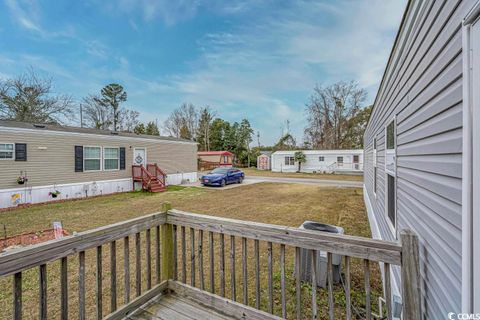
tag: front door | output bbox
[133,148,147,166]
[353,155,359,170]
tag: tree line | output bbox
[0,70,371,166]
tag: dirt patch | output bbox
[0,228,69,252]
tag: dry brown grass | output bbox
[0,183,380,319]
[241,167,364,181]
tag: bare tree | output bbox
[163,103,199,140]
[0,70,74,124]
[82,94,112,130]
[119,108,140,132]
[304,81,367,149]
[196,106,216,151]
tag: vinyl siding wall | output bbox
[363,0,475,317]
[0,127,197,189]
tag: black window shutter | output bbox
[119,147,126,170]
[75,146,83,172]
[15,143,27,161]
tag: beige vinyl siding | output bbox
[363,0,475,317]
[0,129,197,189]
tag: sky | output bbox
[0,0,406,145]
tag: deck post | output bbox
[400,230,422,319]
[161,202,174,282]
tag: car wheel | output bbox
[221,179,226,187]
[238,177,243,184]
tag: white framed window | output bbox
[384,117,397,234]
[0,143,14,160]
[319,156,325,162]
[104,147,119,171]
[285,156,294,166]
[84,146,101,171]
[385,118,396,175]
[337,156,343,166]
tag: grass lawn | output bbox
[241,167,363,181]
[0,183,380,319]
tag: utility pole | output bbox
[80,103,83,128]
[257,131,261,148]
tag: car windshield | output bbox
[210,168,230,174]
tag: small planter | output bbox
[17,177,28,185]
[49,191,61,198]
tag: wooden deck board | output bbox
[128,294,235,320]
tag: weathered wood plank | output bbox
[295,247,301,320]
[123,237,130,305]
[242,237,248,305]
[190,227,196,287]
[169,281,283,320]
[79,251,86,320]
[230,235,236,301]
[155,225,161,285]
[103,281,168,320]
[220,233,226,297]
[0,212,167,277]
[209,231,215,294]
[254,239,260,310]
[167,210,401,264]
[110,241,117,312]
[280,244,286,319]
[39,264,47,320]
[13,272,22,320]
[60,257,68,320]
[268,242,273,314]
[364,259,371,320]
[145,229,152,290]
[161,202,174,283]
[327,252,334,320]
[345,256,351,320]
[199,230,205,291]
[385,262,393,320]
[181,226,186,284]
[97,246,103,319]
[311,250,317,320]
[400,230,422,320]
[173,224,178,281]
[135,233,141,297]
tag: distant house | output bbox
[271,150,363,173]
[0,120,197,209]
[197,151,234,171]
[257,151,272,170]
[363,0,480,316]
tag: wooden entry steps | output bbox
[132,164,167,193]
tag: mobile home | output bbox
[0,120,197,209]
[271,150,363,173]
[363,0,480,317]
[197,151,234,170]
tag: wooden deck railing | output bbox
[146,163,167,187]
[0,203,421,320]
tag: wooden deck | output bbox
[0,202,422,320]
[129,294,233,320]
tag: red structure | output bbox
[257,154,271,170]
[132,163,167,192]
[198,151,234,170]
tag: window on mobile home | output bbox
[84,146,101,171]
[285,156,294,166]
[104,147,119,170]
[319,156,324,162]
[385,119,396,231]
[337,156,343,166]
[0,143,14,160]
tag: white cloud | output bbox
[4,0,43,33]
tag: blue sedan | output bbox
[200,167,245,187]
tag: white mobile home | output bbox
[271,150,363,173]
[363,0,480,317]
